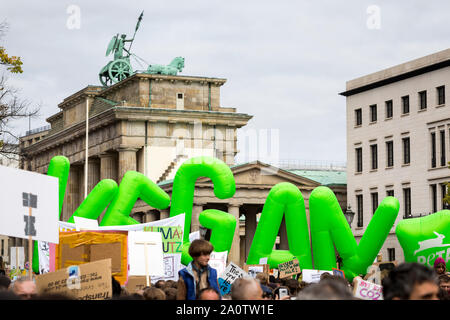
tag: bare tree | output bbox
[0,21,39,160]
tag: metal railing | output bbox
[277,159,347,171]
[24,125,51,136]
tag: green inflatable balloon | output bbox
[33,155,70,274]
[396,210,450,270]
[199,209,236,253]
[309,186,399,280]
[246,182,313,270]
[169,156,236,265]
[100,171,170,226]
[67,179,118,223]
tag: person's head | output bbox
[189,239,214,268]
[433,257,447,275]
[297,278,353,300]
[256,273,269,286]
[198,287,221,300]
[12,277,37,300]
[163,287,178,300]
[0,275,11,290]
[143,287,166,300]
[231,278,263,300]
[382,263,439,300]
[164,280,177,289]
[285,278,300,296]
[154,280,166,289]
[438,274,450,294]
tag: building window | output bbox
[356,147,363,173]
[370,144,378,170]
[386,141,394,167]
[371,192,378,214]
[356,194,363,227]
[355,108,362,126]
[419,90,427,110]
[385,100,393,119]
[442,184,449,210]
[402,137,410,165]
[387,190,394,197]
[402,95,410,114]
[431,184,437,213]
[388,248,396,262]
[437,85,445,105]
[431,132,436,168]
[370,104,377,122]
[403,187,411,218]
[440,130,446,166]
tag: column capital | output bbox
[118,145,140,152]
[228,202,243,208]
[99,152,115,159]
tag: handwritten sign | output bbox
[218,262,248,296]
[278,259,301,278]
[353,278,383,300]
[125,276,148,293]
[209,251,228,276]
[35,259,112,300]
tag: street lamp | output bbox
[344,204,355,227]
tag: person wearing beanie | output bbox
[433,257,447,276]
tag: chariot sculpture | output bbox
[99,11,185,87]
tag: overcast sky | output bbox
[2,1,450,166]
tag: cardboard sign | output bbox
[353,278,384,300]
[0,165,59,243]
[36,259,113,300]
[278,259,301,278]
[244,264,270,278]
[218,262,248,296]
[209,251,228,276]
[302,269,333,283]
[125,276,148,293]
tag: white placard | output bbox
[259,257,268,265]
[0,165,59,243]
[189,231,200,243]
[10,247,24,269]
[209,251,228,276]
[128,231,164,277]
[74,216,99,231]
[353,278,384,300]
[302,269,333,283]
[218,262,249,295]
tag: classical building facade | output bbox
[18,72,347,268]
[341,48,450,263]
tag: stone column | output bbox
[228,203,241,266]
[99,152,118,182]
[78,162,85,205]
[244,206,258,261]
[88,158,100,194]
[160,209,170,220]
[63,165,80,221]
[145,210,158,223]
[118,147,138,183]
[191,202,205,233]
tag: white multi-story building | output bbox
[340,48,450,263]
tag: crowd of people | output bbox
[0,239,449,300]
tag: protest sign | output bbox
[209,251,228,276]
[36,259,112,300]
[55,231,128,284]
[53,213,185,282]
[332,268,345,278]
[128,231,164,286]
[302,269,333,283]
[10,247,24,269]
[74,216,99,231]
[278,259,301,278]
[0,165,59,243]
[189,231,200,243]
[218,262,248,296]
[353,278,384,300]
[125,276,148,294]
[244,264,270,278]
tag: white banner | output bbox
[209,251,228,276]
